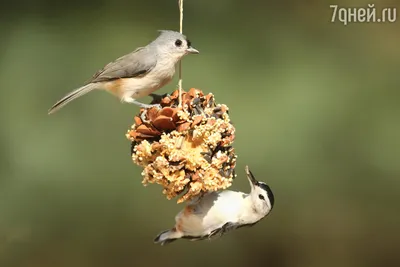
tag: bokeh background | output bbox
[1,0,399,266]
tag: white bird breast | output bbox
[178,191,248,236]
[122,70,174,100]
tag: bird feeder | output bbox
[126,88,237,203]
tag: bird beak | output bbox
[186,47,199,54]
[245,165,258,188]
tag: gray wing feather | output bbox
[87,47,157,83]
[181,221,258,241]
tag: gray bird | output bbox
[48,30,199,114]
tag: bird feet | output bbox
[123,97,162,109]
[123,97,161,123]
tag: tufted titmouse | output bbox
[154,166,275,245]
[48,30,199,114]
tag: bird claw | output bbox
[140,110,149,123]
[140,104,162,123]
[124,99,162,124]
[124,97,162,110]
[138,103,162,109]
[208,228,223,239]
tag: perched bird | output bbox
[154,166,275,245]
[48,30,199,114]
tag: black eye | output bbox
[175,39,182,47]
[258,194,265,200]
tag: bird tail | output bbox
[154,228,183,245]
[48,83,97,114]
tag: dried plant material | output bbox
[126,88,237,203]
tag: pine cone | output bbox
[126,88,237,203]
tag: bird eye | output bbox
[175,39,182,47]
[258,194,265,200]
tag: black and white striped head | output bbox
[245,166,275,216]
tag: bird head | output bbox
[246,166,275,217]
[153,30,199,61]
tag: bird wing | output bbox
[178,192,242,237]
[87,47,157,84]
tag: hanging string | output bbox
[178,0,184,107]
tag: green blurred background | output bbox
[1,0,399,266]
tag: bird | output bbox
[48,30,199,114]
[154,166,275,245]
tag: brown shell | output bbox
[180,92,188,101]
[136,124,161,136]
[183,92,193,102]
[127,130,136,138]
[146,107,159,122]
[152,115,176,130]
[176,122,191,132]
[191,115,203,126]
[158,107,179,122]
[134,116,142,126]
[131,131,156,139]
[188,88,203,98]
[182,98,192,108]
[171,90,180,99]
